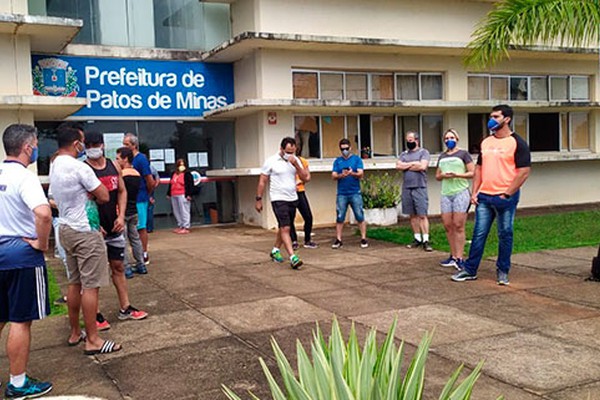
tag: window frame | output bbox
[569,76,590,102]
[568,112,590,151]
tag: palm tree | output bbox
[464,0,600,69]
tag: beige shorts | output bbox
[59,225,109,289]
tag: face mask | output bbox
[76,141,86,158]
[85,147,103,160]
[406,141,417,150]
[341,149,350,157]
[29,145,38,164]
[282,153,291,161]
[445,139,457,150]
[178,165,186,172]
[487,117,504,132]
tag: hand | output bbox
[22,237,48,252]
[341,169,351,177]
[186,196,192,201]
[255,200,263,213]
[287,155,298,165]
[444,172,456,178]
[470,194,479,205]
[100,226,107,237]
[166,195,171,199]
[149,197,155,205]
[113,217,125,233]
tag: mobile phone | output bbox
[343,167,351,171]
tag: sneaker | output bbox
[270,249,284,263]
[406,239,422,249]
[422,241,433,252]
[454,258,466,271]
[125,267,135,279]
[303,241,318,249]
[497,271,510,286]
[118,305,148,321]
[331,239,343,249]
[53,295,68,306]
[290,254,303,269]
[96,313,111,331]
[134,264,148,275]
[439,256,458,268]
[451,269,478,282]
[292,241,299,250]
[360,239,369,248]
[5,376,52,399]
[143,252,150,265]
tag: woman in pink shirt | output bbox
[167,159,194,234]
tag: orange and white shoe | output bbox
[118,305,148,321]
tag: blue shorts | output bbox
[136,202,149,230]
[0,266,50,323]
[336,193,365,223]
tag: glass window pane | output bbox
[510,77,528,100]
[571,77,589,101]
[397,116,419,153]
[153,0,205,50]
[295,116,320,158]
[371,116,395,156]
[346,74,368,100]
[293,72,318,99]
[550,77,568,100]
[396,74,418,100]
[347,116,360,151]
[371,75,394,100]
[468,76,489,100]
[320,73,344,100]
[420,74,443,100]
[467,113,487,154]
[491,77,508,100]
[46,0,100,44]
[421,114,443,153]
[513,114,527,139]
[561,113,569,150]
[571,113,589,150]
[530,77,548,100]
[322,116,345,158]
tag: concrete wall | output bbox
[0,33,32,96]
[0,0,27,14]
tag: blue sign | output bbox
[32,55,233,118]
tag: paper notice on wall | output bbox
[164,149,175,164]
[149,149,164,160]
[187,152,198,168]
[198,152,208,167]
[150,160,165,172]
[103,133,124,161]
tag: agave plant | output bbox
[223,317,500,400]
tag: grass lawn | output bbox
[47,264,68,316]
[367,210,600,259]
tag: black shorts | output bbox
[105,234,125,261]
[0,267,50,323]
[271,200,298,228]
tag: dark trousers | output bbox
[290,191,313,243]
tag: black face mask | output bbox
[406,141,417,150]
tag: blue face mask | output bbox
[445,139,457,150]
[487,117,504,132]
[29,145,38,164]
[76,141,86,158]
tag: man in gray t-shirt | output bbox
[396,131,433,251]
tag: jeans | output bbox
[336,193,365,223]
[147,198,155,232]
[290,191,313,243]
[124,214,145,268]
[463,191,520,275]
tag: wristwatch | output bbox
[255,196,262,201]
[502,193,511,199]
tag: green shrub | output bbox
[361,172,401,209]
[223,317,498,400]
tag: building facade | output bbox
[1,0,599,229]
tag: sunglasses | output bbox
[340,147,350,151]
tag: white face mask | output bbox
[85,147,103,160]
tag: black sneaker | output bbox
[292,241,299,250]
[331,239,343,249]
[360,239,369,248]
[406,239,422,249]
[422,241,433,252]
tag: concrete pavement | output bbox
[2,225,600,399]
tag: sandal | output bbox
[67,331,87,347]
[84,340,122,355]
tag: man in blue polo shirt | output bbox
[123,133,155,268]
[0,124,53,398]
[331,138,368,249]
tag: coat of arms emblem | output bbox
[32,57,79,97]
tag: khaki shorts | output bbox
[59,225,109,289]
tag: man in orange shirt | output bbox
[452,105,531,285]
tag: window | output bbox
[346,74,368,100]
[420,74,443,100]
[468,76,489,100]
[550,76,568,100]
[320,73,344,100]
[321,116,345,157]
[510,77,528,100]
[397,116,419,153]
[294,116,320,158]
[467,113,487,154]
[491,77,509,100]
[396,74,419,100]
[513,113,528,139]
[421,115,443,153]
[371,116,395,156]
[293,72,318,99]
[530,77,548,101]
[571,77,589,101]
[371,75,394,101]
[570,113,589,150]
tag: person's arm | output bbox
[503,167,531,197]
[456,162,475,179]
[113,160,126,233]
[396,159,411,171]
[470,165,482,205]
[184,172,194,200]
[255,174,269,212]
[408,159,429,171]
[144,174,155,191]
[23,204,52,251]
[350,168,364,180]
[90,184,110,204]
[435,167,444,181]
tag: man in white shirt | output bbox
[0,124,53,398]
[255,137,309,269]
[49,123,122,356]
